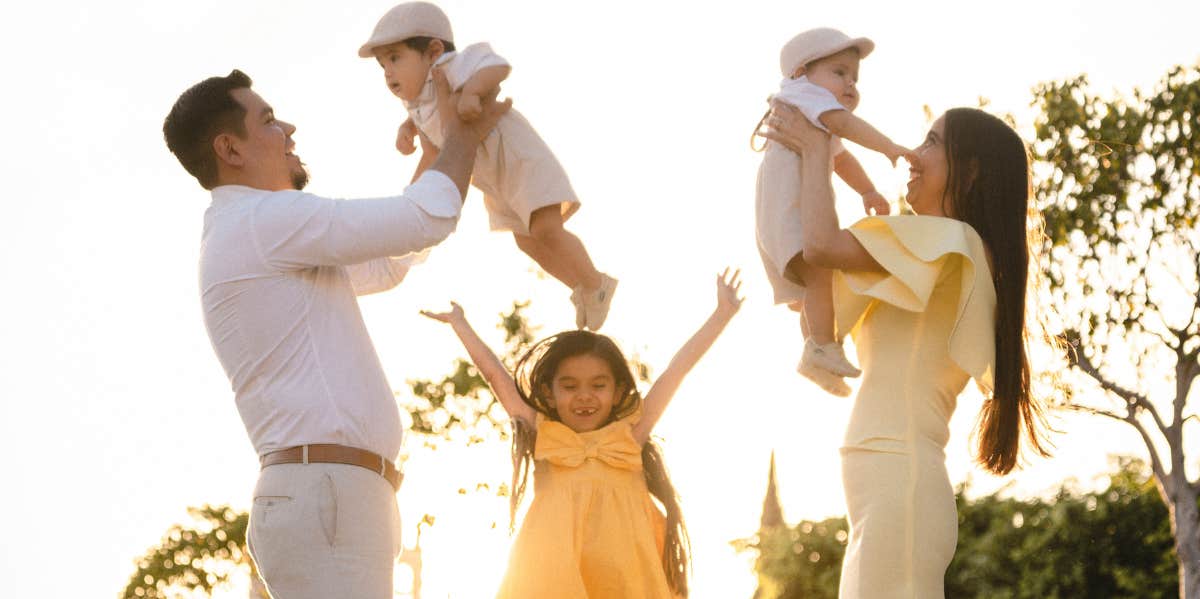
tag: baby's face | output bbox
[373,42,433,102]
[801,48,861,111]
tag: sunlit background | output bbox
[1,0,1197,596]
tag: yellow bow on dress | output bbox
[535,420,642,470]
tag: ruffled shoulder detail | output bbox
[833,215,996,391]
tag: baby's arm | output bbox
[458,65,511,121]
[396,118,418,156]
[421,302,536,425]
[409,130,441,184]
[820,110,911,166]
[632,269,743,444]
[834,151,891,215]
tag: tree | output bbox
[739,459,1178,598]
[121,505,264,599]
[1032,63,1200,597]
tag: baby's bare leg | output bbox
[786,254,835,344]
[515,206,601,291]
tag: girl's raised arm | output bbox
[633,269,743,444]
[421,302,536,425]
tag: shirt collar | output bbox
[210,184,267,207]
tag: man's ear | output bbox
[213,133,243,168]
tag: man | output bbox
[163,68,508,598]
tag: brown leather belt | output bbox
[260,444,403,491]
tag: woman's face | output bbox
[906,116,950,217]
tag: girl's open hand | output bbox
[420,301,465,324]
[716,267,744,316]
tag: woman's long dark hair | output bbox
[942,108,1052,475]
[508,330,691,595]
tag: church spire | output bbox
[760,450,784,530]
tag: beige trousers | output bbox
[247,463,402,598]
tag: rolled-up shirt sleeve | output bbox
[251,170,462,271]
[346,250,430,296]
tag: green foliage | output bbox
[947,458,1176,598]
[741,459,1177,598]
[121,505,255,599]
[1032,63,1200,386]
[735,517,848,599]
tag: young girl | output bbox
[752,27,910,396]
[421,269,743,598]
[361,1,618,330]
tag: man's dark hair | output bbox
[163,69,253,190]
[402,36,455,53]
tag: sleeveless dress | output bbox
[496,408,676,599]
[832,216,996,598]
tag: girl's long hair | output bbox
[942,107,1053,474]
[509,330,691,596]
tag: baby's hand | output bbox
[862,191,891,216]
[884,143,915,167]
[715,267,745,316]
[420,301,466,324]
[396,118,418,155]
[457,93,483,121]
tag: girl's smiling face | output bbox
[548,353,620,432]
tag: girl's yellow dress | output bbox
[832,216,996,599]
[496,408,676,599]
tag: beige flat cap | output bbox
[780,27,874,77]
[358,2,454,58]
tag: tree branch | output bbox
[1067,331,1171,438]
[1069,403,1172,499]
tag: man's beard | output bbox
[290,164,310,190]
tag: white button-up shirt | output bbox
[199,171,462,462]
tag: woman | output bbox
[764,105,1052,598]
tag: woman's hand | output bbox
[715,267,744,317]
[761,100,831,157]
[420,301,466,324]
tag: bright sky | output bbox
[2,1,1198,597]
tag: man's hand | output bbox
[432,66,510,143]
[457,92,483,121]
[395,118,418,155]
[426,66,511,196]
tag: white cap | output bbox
[358,2,454,58]
[780,27,874,77]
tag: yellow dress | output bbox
[832,216,996,599]
[496,408,675,599]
